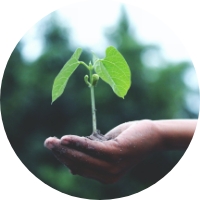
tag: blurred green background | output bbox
[1,6,199,199]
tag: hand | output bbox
[44,120,163,184]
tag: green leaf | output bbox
[52,48,82,103]
[92,53,99,65]
[94,46,131,98]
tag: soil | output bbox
[87,130,109,142]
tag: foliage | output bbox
[1,8,198,199]
[52,46,131,133]
[52,48,82,103]
[94,46,131,98]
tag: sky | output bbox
[21,0,198,97]
[58,1,190,62]
[22,0,190,63]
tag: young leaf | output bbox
[52,48,82,103]
[94,46,131,98]
[92,53,99,65]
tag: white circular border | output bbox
[0,0,199,200]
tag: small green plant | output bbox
[52,46,131,140]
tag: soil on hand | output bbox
[87,130,109,142]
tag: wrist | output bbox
[153,119,196,150]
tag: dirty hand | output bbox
[44,120,163,184]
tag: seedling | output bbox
[52,46,131,140]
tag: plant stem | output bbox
[79,61,89,70]
[89,69,97,133]
[80,61,97,133]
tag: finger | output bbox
[44,137,60,150]
[44,137,75,165]
[61,149,124,184]
[45,137,116,173]
[105,121,133,139]
[50,145,123,184]
[67,164,121,184]
[55,144,115,173]
[60,135,118,160]
[45,137,126,183]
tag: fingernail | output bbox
[61,136,70,145]
[44,138,55,149]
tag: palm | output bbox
[44,120,160,184]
